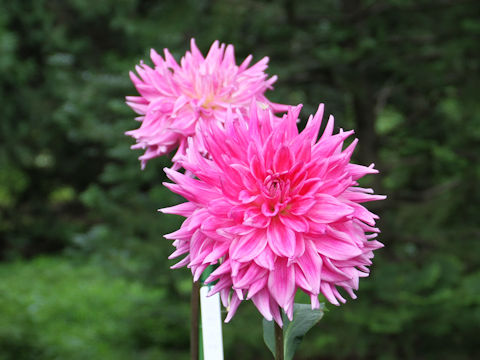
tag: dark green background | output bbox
[1,0,479,359]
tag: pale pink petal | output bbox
[126,39,286,168]
[251,289,273,321]
[268,258,295,309]
[225,293,242,323]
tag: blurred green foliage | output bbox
[0,257,190,360]
[0,0,479,359]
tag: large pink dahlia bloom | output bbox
[161,103,385,325]
[126,39,287,168]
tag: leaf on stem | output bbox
[263,303,325,360]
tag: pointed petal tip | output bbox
[316,103,325,115]
[274,318,283,328]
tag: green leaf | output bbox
[263,317,276,357]
[263,303,325,359]
[284,303,324,360]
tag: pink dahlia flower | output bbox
[126,39,287,168]
[161,103,385,326]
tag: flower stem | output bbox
[191,280,200,360]
[274,321,284,360]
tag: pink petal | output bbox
[233,263,267,289]
[289,196,316,216]
[267,258,295,309]
[279,212,309,232]
[296,240,322,294]
[205,259,232,283]
[270,296,283,327]
[308,194,354,223]
[254,245,276,270]
[252,289,273,321]
[313,235,362,260]
[320,283,340,306]
[273,146,294,173]
[159,202,197,216]
[243,208,271,228]
[202,242,229,264]
[230,230,268,262]
[247,275,268,299]
[225,293,242,323]
[267,219,296,258]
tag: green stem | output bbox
[274,321,284,360]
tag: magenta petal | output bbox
[192,263,209,282]
[267,219,296,258]
[225,293,242,323]
[247,275,268,299]
[296,240,322,294]
[347,163,378,180]
[343,190,387,203]
[289,196,316,215]
[219,288,230,308]
[270,296,283,327]
[294,265,313,292]
[349,201,379,226]
[168,245,189,260]
[205,259,231,283]
[202,242,229,264]
[313,235,362,260]
[233,263,267,289]
[273,146,294,173]
[250,154,265,180]
[320,283,340,306]
[320,257,351,283]
[252,289,273,321]
[284,294,295,321]
[243,208,270,228]
[170,255,190,269]
[268,258,295,309]
[254,245,276,270]
[293,233,306,259]
[159,202,197,216]
[208,276,232,295]
[308,194,354,223]
[164,226,195,241]
[279,213,309,232]
[208,198,234,214]
[230,230,268,262]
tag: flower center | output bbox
[202,93,216,108]
[263,174,289,203]
[190,71,236,111]
[267,178,281,197]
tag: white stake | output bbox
[200,286,224,360]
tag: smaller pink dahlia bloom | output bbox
[161,103,385,325]
[126,39,287,168]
